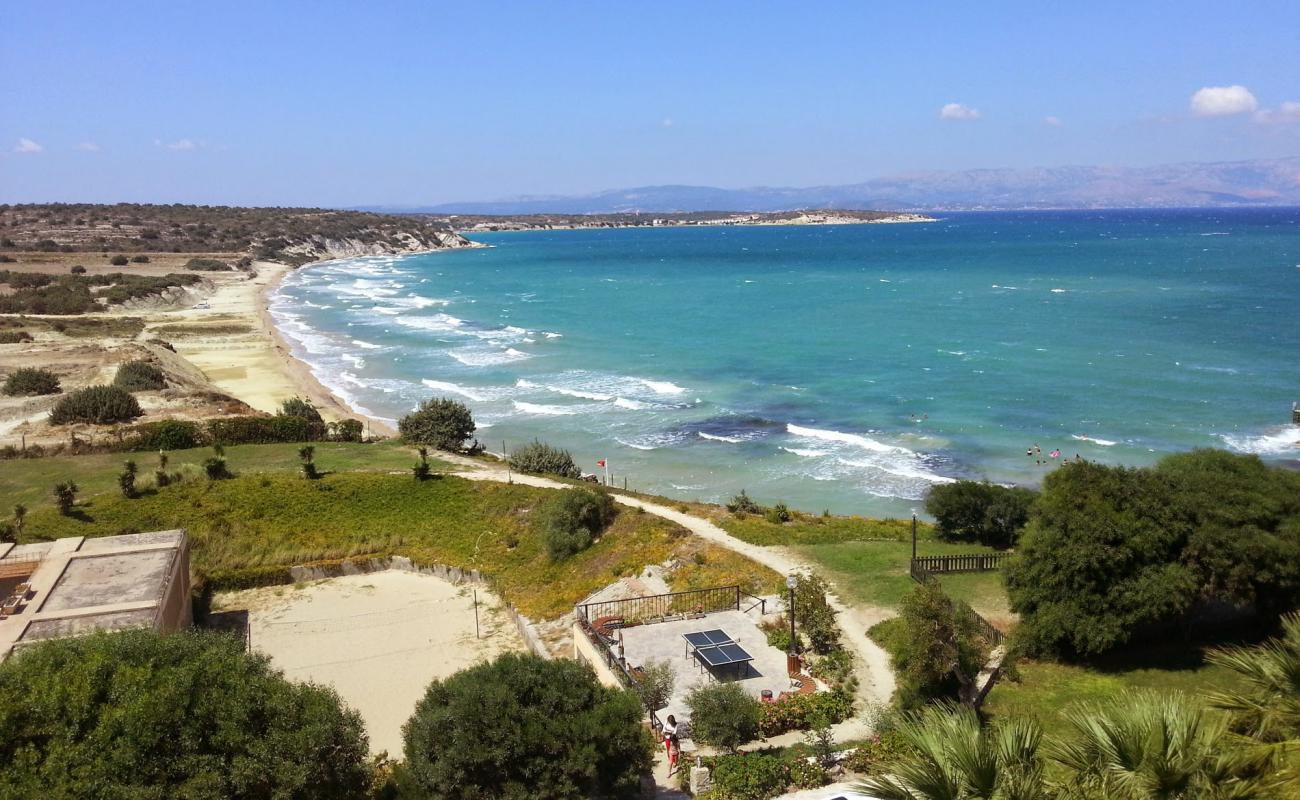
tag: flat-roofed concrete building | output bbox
[0,530,191,660]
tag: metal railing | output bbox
[575,585,745,632]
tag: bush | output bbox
[412,447,432,481]
[541,487,617,561]
[727,490,764,515]
[127,419,205,451]
[758,689,854,737]
[508,439,579,478]
[0,331,33,344]
[183,257,229,271]
[113,359,166,391]
[328,418,363,442]
[49,385,142,424]
[109,254,129,266]
[793,572,840,655]
[0,629,370,798]
[207,415,318,445]
[279,396,323,424]
[787,759,828,789]
[925,480,1036,548]
[69,264,87,274]
[398,397,476,451]
[3,367,60,396]
[708,754,789,800]
[53,481,78,515]
[685,682,761,752]
[764,502,792,524]
[891,582,990,708]
[131,255,150,263]
[119,460,137,498]
[401,653,651,800]
[1006,452,1300,658]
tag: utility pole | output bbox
[911,513,918,561]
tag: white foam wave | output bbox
[787,423,908,454]
[422,379,492,402]
[396,314,465,333]
[614,397,652,410]
[638,379,687,395]
[1050,288,1068,293]
[449,347,532,367]
[513,401,578,416]
[1221,427,1300,455]
[698,431,744,443]
[352,339,383,349]
[780,446,830,457]
[1071,434,1118,446]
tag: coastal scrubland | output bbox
[15,470,781,619]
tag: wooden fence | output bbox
[912,552,1008,574]
[910,558,1006,648]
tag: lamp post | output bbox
[786,574,798,675]
[911,512,918,561]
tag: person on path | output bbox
[663,714,680,775]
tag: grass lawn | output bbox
[985,642,1254,740]
[794,539,1008,614]
[719,511,933,546]
[15,471,781,620]
[0,440,453,511]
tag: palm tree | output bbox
[854,704,1048,800]
[1051,689,1260,800]
[1204,613,1300,796]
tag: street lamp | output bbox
[786,574,799,675]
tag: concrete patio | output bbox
[616,608,793,737]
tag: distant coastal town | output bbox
[437,209,937,233]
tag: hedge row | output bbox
[757,688,854,737]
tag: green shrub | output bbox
[398,397,475,451]
[401,653,652,800]
[109,254,129,266]
[541,487,617,561]
[69,264,87,274]
[0,629,370,798]
[206,415,318,445]
[925,480,1036,548]
[49,385,142,424]
[128,419,205,451]
[787,759,828,789]
[891,582,989,708]
[0,331,33,344]
[3,367,60,396]
[727,490,764,515]
[183,257,229,271]
[764,502,792,524]
[708,754,789,800]
[130,255,150,263]
[113,359,166,391]
[508,439,579,478]
[119,460,137,498]
[412,447,432,481]
[53,481,78,515]
[758,689,854,737]
[328,418,363,442]
[685,682,761,752]
[793,572,840,655]
[279,396,323,425]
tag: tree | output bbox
[280,396,324,424]
[1205,612,1300,796]
[1052,690,1259,800]
[0,629,370,799]
[684,682,761,753]
[925,480,1036,549]
[1006,453,1300,658]
[299,445,318,479]
[11,504,25,538]
[631,659,674,722]
[508,439,580,478]
[856,704,1047,800]
[542,487,617,561]
[793,572,841,655]
[892,582,990,708]
[2,367,61,396]
[119,460,137,498]
[401,653,651,800]
[398,397,476,452]
[412,447,431,481]
[53,481,78,515]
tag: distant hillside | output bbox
[379,157,1300,214]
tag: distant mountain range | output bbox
[372,157,1300,214]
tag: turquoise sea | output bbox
[270,210,1300,517]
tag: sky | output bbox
[2,1,1299,207]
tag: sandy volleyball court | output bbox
[213,570,526,756]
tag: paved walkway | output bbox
[442,453,897,745]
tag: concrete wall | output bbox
[572,621,626,689]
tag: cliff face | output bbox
[276,230,476,265]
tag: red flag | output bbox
[596,459,606,467]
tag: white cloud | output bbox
[1043,115,1064,127]
[13,137,43,154]
[1190,85,1258,117]
[166,138,198,151]
[1254,100,1300,124]
[78,141,101,152]
[939,103,980,121]
[660,117,674,128]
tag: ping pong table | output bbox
[683,628,754,679]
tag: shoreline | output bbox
[454,212,937,234]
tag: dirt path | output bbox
[443,453,896,736]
